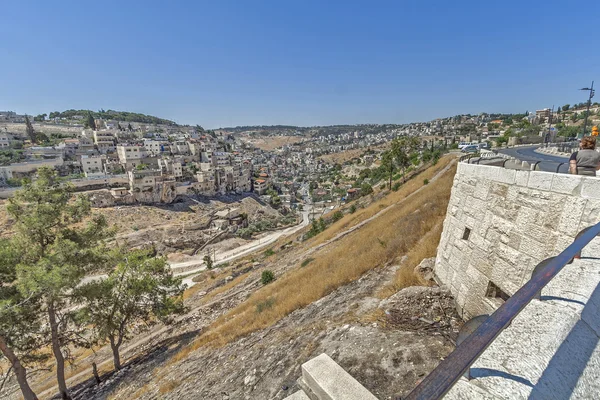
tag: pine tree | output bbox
[7,168,112,399]
[74,248,185,371]
[85,112,96,130]
[380,150,396,190]
[0,240,45,400]
[24,116,35,143]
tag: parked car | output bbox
[461,145,479,153]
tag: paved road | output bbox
[497,145,570,172]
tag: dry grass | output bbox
[158,379,181,394]
[305,155,455,247]
[377,221,445,299]
[169,161,456,357]
[244,136,304,151]
[318,144,388,164]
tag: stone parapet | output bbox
[435,162,600,318]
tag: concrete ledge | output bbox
[284,390,311,400]
[301,353,378,400]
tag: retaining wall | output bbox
[435,162,600,318]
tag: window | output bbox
[485,281,510,302]
[462,227,471,240]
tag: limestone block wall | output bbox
[435,162,600,319]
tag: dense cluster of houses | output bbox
[0,119,259,204]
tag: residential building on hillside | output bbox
[93,131,116,153]
[81,155,104,177]
[253,179,268,195]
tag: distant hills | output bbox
[48,109,177,126]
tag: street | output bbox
[497,145,570,173]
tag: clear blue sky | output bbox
[1,0,598,128]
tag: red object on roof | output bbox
[255,179,266,184]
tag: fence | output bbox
[404,222,600,399]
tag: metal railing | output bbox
[404,221,600,400]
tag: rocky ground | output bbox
[44,254,461,400]
[1,194,289,256]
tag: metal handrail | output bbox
[404,222,600,400]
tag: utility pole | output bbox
[546,105,554,146]
[579,81,595,137]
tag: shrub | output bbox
[261,270,275,285]
[203,255,213,269]
[332,210,343,222]
[301,258,314,267]
[349,204,357,214]
[423,179,429,185]
[392,182,401,191]
[264,248,275,257]
[360,183,373,196]
[256,297,275,312]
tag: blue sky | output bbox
[1,0,598,128]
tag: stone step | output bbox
[444,258,600,399]
[283,390,311,400]
[300,353,378,400]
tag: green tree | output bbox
[332,210,343,222]
[392,137,420,182]
[557,125,580,138]
[6,168,111,399]
[360,183,373,196]
[0,240,45,400]
[562,104,570,111]
[74,248,185,371]
[380,150,396,190]
[203,254,213,270]
[128,123,133,132]
[85,112,96,130]
[24,116,35,143]
[33,114,47,122]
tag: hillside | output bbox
[2,156,460,400]
[48,109,177,125]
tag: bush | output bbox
[264,248,275,257]
[392,182,401,191]
[261,270,275,285]
[301,258,314,267]
[349,204,357,214]
[423,179,429,185]
[256,297,275,312]
[360,183,373,196]
[332,210,343,222]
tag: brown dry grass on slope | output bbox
[170,162,456,360]
[306,155,454,247]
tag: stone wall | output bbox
[435,162,600,319]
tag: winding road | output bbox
[173,208,311,286]
[497,145,570,172]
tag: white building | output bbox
[0,133,13,148]
[116,144,149,164]
[93,131,116,154]
[81,155,104,177]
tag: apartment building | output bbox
[93,131,116,153]
[81,155,104,177]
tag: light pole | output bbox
[579,81,595,137]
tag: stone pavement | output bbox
[444,255,600,400]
